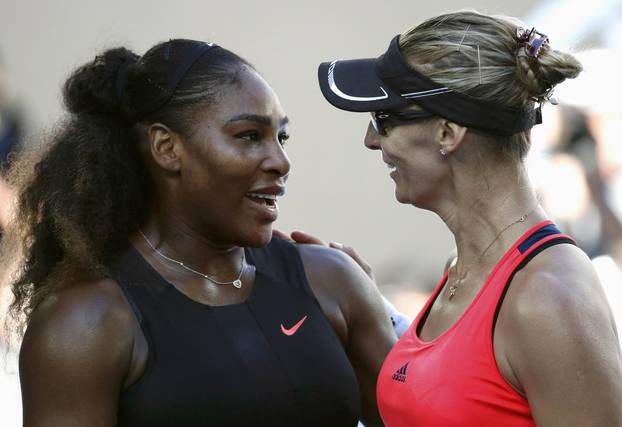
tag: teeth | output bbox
[386,163,396,172]
[247,192,277,200]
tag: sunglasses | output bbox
[370,110,435,136]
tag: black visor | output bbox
[318,35,541,136]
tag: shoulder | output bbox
[26,277,136,338]
[296,242,357,274]
[266,237,377,309]
[20,277,136,377]
[295,243,395,340]
[501,243,620,388]
[295,243,374,301]
[296,244,396,426]
[253,239,377,337]
[18,277,140,424]
[496,236,622,424]
[508,243,614,331]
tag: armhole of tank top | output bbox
[264,238,313,293]
[286,243,318,298]
[265,239,355,348]
[276,240,345,324]
[415,275,447,337]
[491,236,577,337]
[112,277,158,394]
[114,278,144,325]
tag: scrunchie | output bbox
[516,27,549,58]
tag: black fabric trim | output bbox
[114,277,145,325]
[416,276,444,337]
[492,237,576,336]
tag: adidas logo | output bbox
[391,362,409,383]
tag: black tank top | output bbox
[108,237,361,427]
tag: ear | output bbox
[147,123,182,173]
[435,119,468,156]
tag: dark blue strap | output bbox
[493,231,576,335]
[518,224,561,254]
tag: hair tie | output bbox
[516,27,549,58]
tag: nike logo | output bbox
[280,315,308,336]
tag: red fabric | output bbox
[377,220,570,427]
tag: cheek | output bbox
[394,145,444,202]
[190,148,252,186]
[180,153,249,215]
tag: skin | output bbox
[19,68,396,427]
[362,108,622,426]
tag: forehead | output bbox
[212,68,286,122]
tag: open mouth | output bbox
[246,192,278,209]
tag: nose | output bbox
[364,122,382,151]
[263,140,291,179]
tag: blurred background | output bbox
[1,0,621,424]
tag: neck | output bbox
[133,211,245,279]
[437,161,546,275]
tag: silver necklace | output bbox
[448,206,537,299]
[139,230,246,289]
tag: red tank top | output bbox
[377,221,574,427]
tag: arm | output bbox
[297,244,397,427]
[20,279,136,427]
[502,244,622,427]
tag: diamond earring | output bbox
[440,148,448,157]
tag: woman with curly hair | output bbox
[1,39,395,426]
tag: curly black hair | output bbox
[1,40,252,333]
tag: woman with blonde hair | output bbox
[316,10,622,426]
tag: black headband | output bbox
[117,41,217,123]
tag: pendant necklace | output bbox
[139,230,246,289]
[448,207,537,299]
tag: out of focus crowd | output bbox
[528,48,622,344]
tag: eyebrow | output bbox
[227,114,290,127]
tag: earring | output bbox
[439,148,448,157]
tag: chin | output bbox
[242,225,273,248]
[394,188,414,205]
[394,181,434,207]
